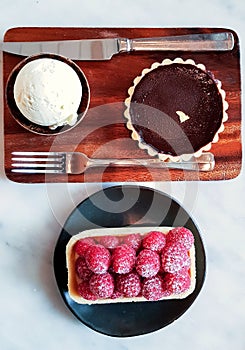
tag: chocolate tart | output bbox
[125,58,228,161]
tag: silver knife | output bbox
[0,32,234,60]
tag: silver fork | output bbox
[11,151,215,173]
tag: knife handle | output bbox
[118,32,234,52]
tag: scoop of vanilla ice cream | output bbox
[13,58,83,129]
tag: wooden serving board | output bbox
[3,27,242,183]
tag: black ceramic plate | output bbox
[53,185,206,337]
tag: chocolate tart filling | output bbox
[129,63,224,157]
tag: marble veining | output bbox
[0,0,245,349]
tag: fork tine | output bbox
[11,163,63,168]
[11,157,63,162]
[11,151,63,157]
[11,169,64,174]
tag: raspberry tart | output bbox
[66,226,196,304]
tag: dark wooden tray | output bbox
[3,27,242,183]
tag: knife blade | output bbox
[0,32,234,60]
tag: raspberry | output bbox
[85,244,111,274]
[116,272,141,297]
[75,256,93,281]
[161,243,191,273]
[136,249,160,278]
[176,266,190,278]
[163,272,191,294]
[89,273,114,298]
[96,235,120,250]
[111,289,124,299]
[122,233,142,251]
[74,237,95,256]
[166,227,194,250]
[112,244,136,274]
[142,231,166,252]
[77,280,97,300]
[142,275,165,301]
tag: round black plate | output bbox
[53,185,206,337]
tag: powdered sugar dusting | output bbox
[112,244,136,274]
[136,249,160,277]
[116,272,141,297]
[85,244,111,274]
[142,275,165,300]
[89,273,114,298]
[161,244,191,273]
[167,227,194,250]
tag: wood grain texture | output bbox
[3,27,242,183]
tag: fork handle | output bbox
[87,153,215,172]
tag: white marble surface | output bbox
[0,0,244,349]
